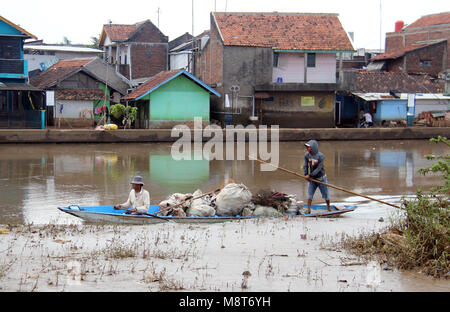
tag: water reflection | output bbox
[0,140,446,224]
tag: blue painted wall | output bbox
[0,20,24,36]
[0,19,29,82]
[373,100,407,122]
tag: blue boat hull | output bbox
[57,204,357,225]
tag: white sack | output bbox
[215,183,252,216]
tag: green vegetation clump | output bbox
[343,136,449,278]
[110,104,138,129]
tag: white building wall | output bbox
[415,99,450,116]
[272,52,336,83]
[55,100,94,119]
[24,55,59,72]
[272,53,305,83]
[169,52,192,72]
[306,53,336,83]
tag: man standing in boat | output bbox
[303,140,331,214]
[114,176,150,214]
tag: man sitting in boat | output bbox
[114,176,150,214]
[303,140,331,214]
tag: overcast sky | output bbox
[2,0,449,50]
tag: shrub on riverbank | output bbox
[343,136,449,278]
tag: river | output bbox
[0,139,446,224]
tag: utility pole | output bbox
[192,0,194,36]
[379,0,382,51]
[157,7,160,28]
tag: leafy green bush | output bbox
[110,104,126,119]
[110,104,138,129]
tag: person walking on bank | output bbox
[303,140,331,214]
[114,176,150,214]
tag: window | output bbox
[420,60,432,67]
[0,91,7,112]
[273,52,279,68]
[0,38,21,59]
[307,53,316,67]
[307,53,316,68]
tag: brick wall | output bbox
[385,24,450,69]
[124,21,169,80]
[195,14,223,87]
[385,34,404,52]
[131,22,168,43]
[405,42,446,75]
[130,43,167,79]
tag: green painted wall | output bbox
[142,75,210,121]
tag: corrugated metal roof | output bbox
[0,83,42,91]
[24,45,103,53]
[352,92,450,101]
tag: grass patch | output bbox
[343,136,449,279]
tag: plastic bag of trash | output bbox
[215,183,252,216]
[158,193,191,216]
[186,190,216,217]
[253,205,282,217]
[186,204,216,217]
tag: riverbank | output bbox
[0,127,449,143]
[1,199,449,292]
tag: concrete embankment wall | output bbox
[0,127,449,144]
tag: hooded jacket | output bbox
[303,140,326,179]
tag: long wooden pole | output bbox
[149,188,221,216]
[249,156,400,209]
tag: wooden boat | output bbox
[57,204,357,225]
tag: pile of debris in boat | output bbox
[157,183,306,218]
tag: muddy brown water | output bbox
[0,140,446,224]
[0,140,449,292]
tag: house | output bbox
[0,15,46,129]
[123,69,220,129]
[340,12,450,127]
[169,31,209,74]
[23,41,103,78]
[30,58,130,128]
[369,12,450,81]
[370,40,448,77]
[98,20,168,86]
[169,32,194,73]
[193,12,354,128]
[337,70,446,127]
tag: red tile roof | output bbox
[124,70,182,100]
[102,24,138,42]
[55,89,106,101]
[213,12,354,51]
[406,12,450,29]
[372,41,445,61]
[30,58,95,89]
[351,71,444,93]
